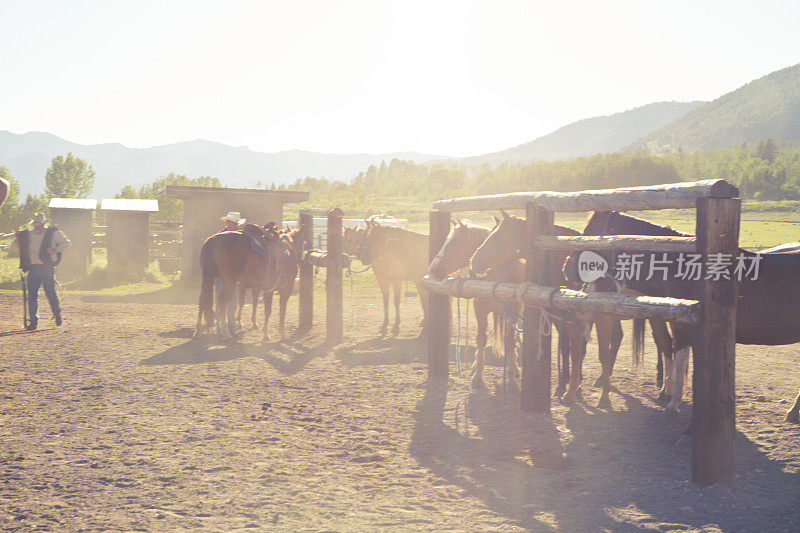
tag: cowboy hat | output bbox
[220,211,246,224]
[30,212,47,226]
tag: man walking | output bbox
[14,213,71,330]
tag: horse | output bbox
[428,218,519,390]
[565,210,800,412]
[237,224,305,342]
[194,223,290,341]
[356,220,429,336]
[469,211,594,403]
[343,225,365,256]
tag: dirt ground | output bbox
[0,286,799,532]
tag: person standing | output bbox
[14,213,71,330]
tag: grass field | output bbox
[2,199,800,289]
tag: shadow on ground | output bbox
[410,381,800,531]
[140,333,329,376]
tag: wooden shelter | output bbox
[160,186,309,278]
[100,199,159,276]
[48,198,97,280]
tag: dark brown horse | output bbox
[428,218,519,389]
[238,224,305,342]
[194,223,290,341]
[356,220,429,336]
[566,210,800,413]
[469,211,591,402]
[343,225,365,256]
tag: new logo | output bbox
[578,250,608,283]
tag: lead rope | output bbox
[453,277,468,378]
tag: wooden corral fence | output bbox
[297,208,345,342]
[92,217,183,274]
[424,179,740,487]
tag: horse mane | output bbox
[369,221,428,238]
[585,211,689,237]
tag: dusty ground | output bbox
[0,286,799,532]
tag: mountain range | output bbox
[3,62,800,197]
[628,63,800,151]
[0,131,444,197]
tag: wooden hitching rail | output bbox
[297,208,344,342]
[427,179,740,487]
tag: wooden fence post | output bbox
[693,197,740,487]
[522,203,554,412]
[326,208,344,342]
[298,211,314,331]
[428,211,451,379]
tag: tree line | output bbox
[278,138,800,206]
[3,138,799,232]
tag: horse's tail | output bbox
[632,318,645,369]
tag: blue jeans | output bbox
[27,264,61,324]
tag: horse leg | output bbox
[554,323,569,398]
[650,319,673,401]
[278,289,290,341]
[561,322,586,405]
[786,388,800,423]
[392,281,401,336]
[416,280,428,333]
[229,283,241,332]
[235,285,246,332]
[251,288,260,330]
[218,281,234,341]
[378,277,390,336]
[194,274,214,338]
[595,314,615,408]
[471,301,489,390]
[666,343,691,412]
[261,291,274,342]
[593,318,621,387]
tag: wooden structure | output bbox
[160,186,308,278]
[424,179,740,487]
[297,208,345,342]
[101,199,159,276]
[48,198,97,280]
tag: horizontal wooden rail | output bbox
[433,179,738,213]
[534,235,697,253]
[421,276,701,324]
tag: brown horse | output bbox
[356,220,429,336]
[428,218,519,389]
[565,210,800,413]
[343,225,365,256]
[194,223,290,341]
[469,211,592,402]
[238,224,305,341]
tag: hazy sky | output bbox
[1,0,799,157]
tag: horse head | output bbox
[343,226,365,256]
[429,219,490,280]
[356,220,377,264]
[469,210,523,276]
